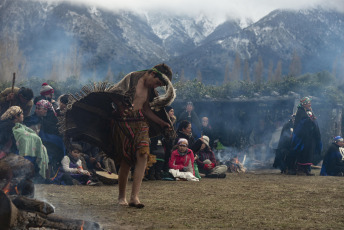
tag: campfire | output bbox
[0,154,101,230]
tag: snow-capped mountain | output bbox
[0,0,343,83]
[170,8,344,83]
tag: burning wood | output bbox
[225,156,247,173]
[0,153,35,197]
[0,191,101,230]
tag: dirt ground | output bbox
[34,168,344,230]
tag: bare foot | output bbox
[118,198,128,206]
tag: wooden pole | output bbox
[9,73,16,107]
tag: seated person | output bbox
[168,139,199,181]
[1,106,49,181]
[0,86,34,118]
[77,141,102,172]
[174,120,203,153]
[0,119,35,196]
[24,99,66,175]
[195,136,227,178]
[52,144,98,185]
[169,138,194,175]
[320,136,344,176]
[147,136,165,180]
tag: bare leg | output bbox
[118,159,130,206]
[129,152,147,207]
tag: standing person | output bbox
[60,63,176,208]
[320,136,344,176]
[178,101,202,138]
[201,117,215,149]
[162,106,176,172]
[273,114,295,174]
[291,97,322,176]
[0,87,34,117]
[34,83,58,110]
[165,106,176,129]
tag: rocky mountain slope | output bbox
[0,0,343,83]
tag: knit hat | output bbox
[333,136,343,143]
[300,96,311,105]
[201,135,210,148]
[40,83,54,96]
[36,99,53,110]
[0,106,23,121]
[177,138,188,146]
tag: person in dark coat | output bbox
[177,102,202,138]
[291,97,322,176]
[174,120,202,154]
[201,117,215,149]
[273,114,295,174]
[320,136,344,176]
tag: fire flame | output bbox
[80,220,84,230]
[2,182,10,194]
[15,186,19,195]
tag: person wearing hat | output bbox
[1,106,49,181]
[0,86,34,118]
[291,96,322,176]
[24,99,65,177]
[34,83,58,110]
[320,136,344,176]
[195,135,227,178]
[169,138,195,175]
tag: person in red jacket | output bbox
[169,138,195,175]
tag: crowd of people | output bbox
[1,64,343,208]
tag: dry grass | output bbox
[35,169,344,229]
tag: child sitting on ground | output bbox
[52,144,99,185]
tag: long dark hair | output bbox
[177,120,191,132]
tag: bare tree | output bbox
[224,62,230,83]
[274,60,282,81]
[289,51,302,77]
[180,68,185,82]
[0,35,27,81]
[243,59,250,81]
[48,42,82,81]
[254,56,264,83]
[232,52,241,81]
[197,69,202,82]
[267,60,274,82]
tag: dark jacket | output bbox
[174,131,202,153]
[321,143,344,176]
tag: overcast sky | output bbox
[45,0,344,23]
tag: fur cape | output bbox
[58,71,176,156]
